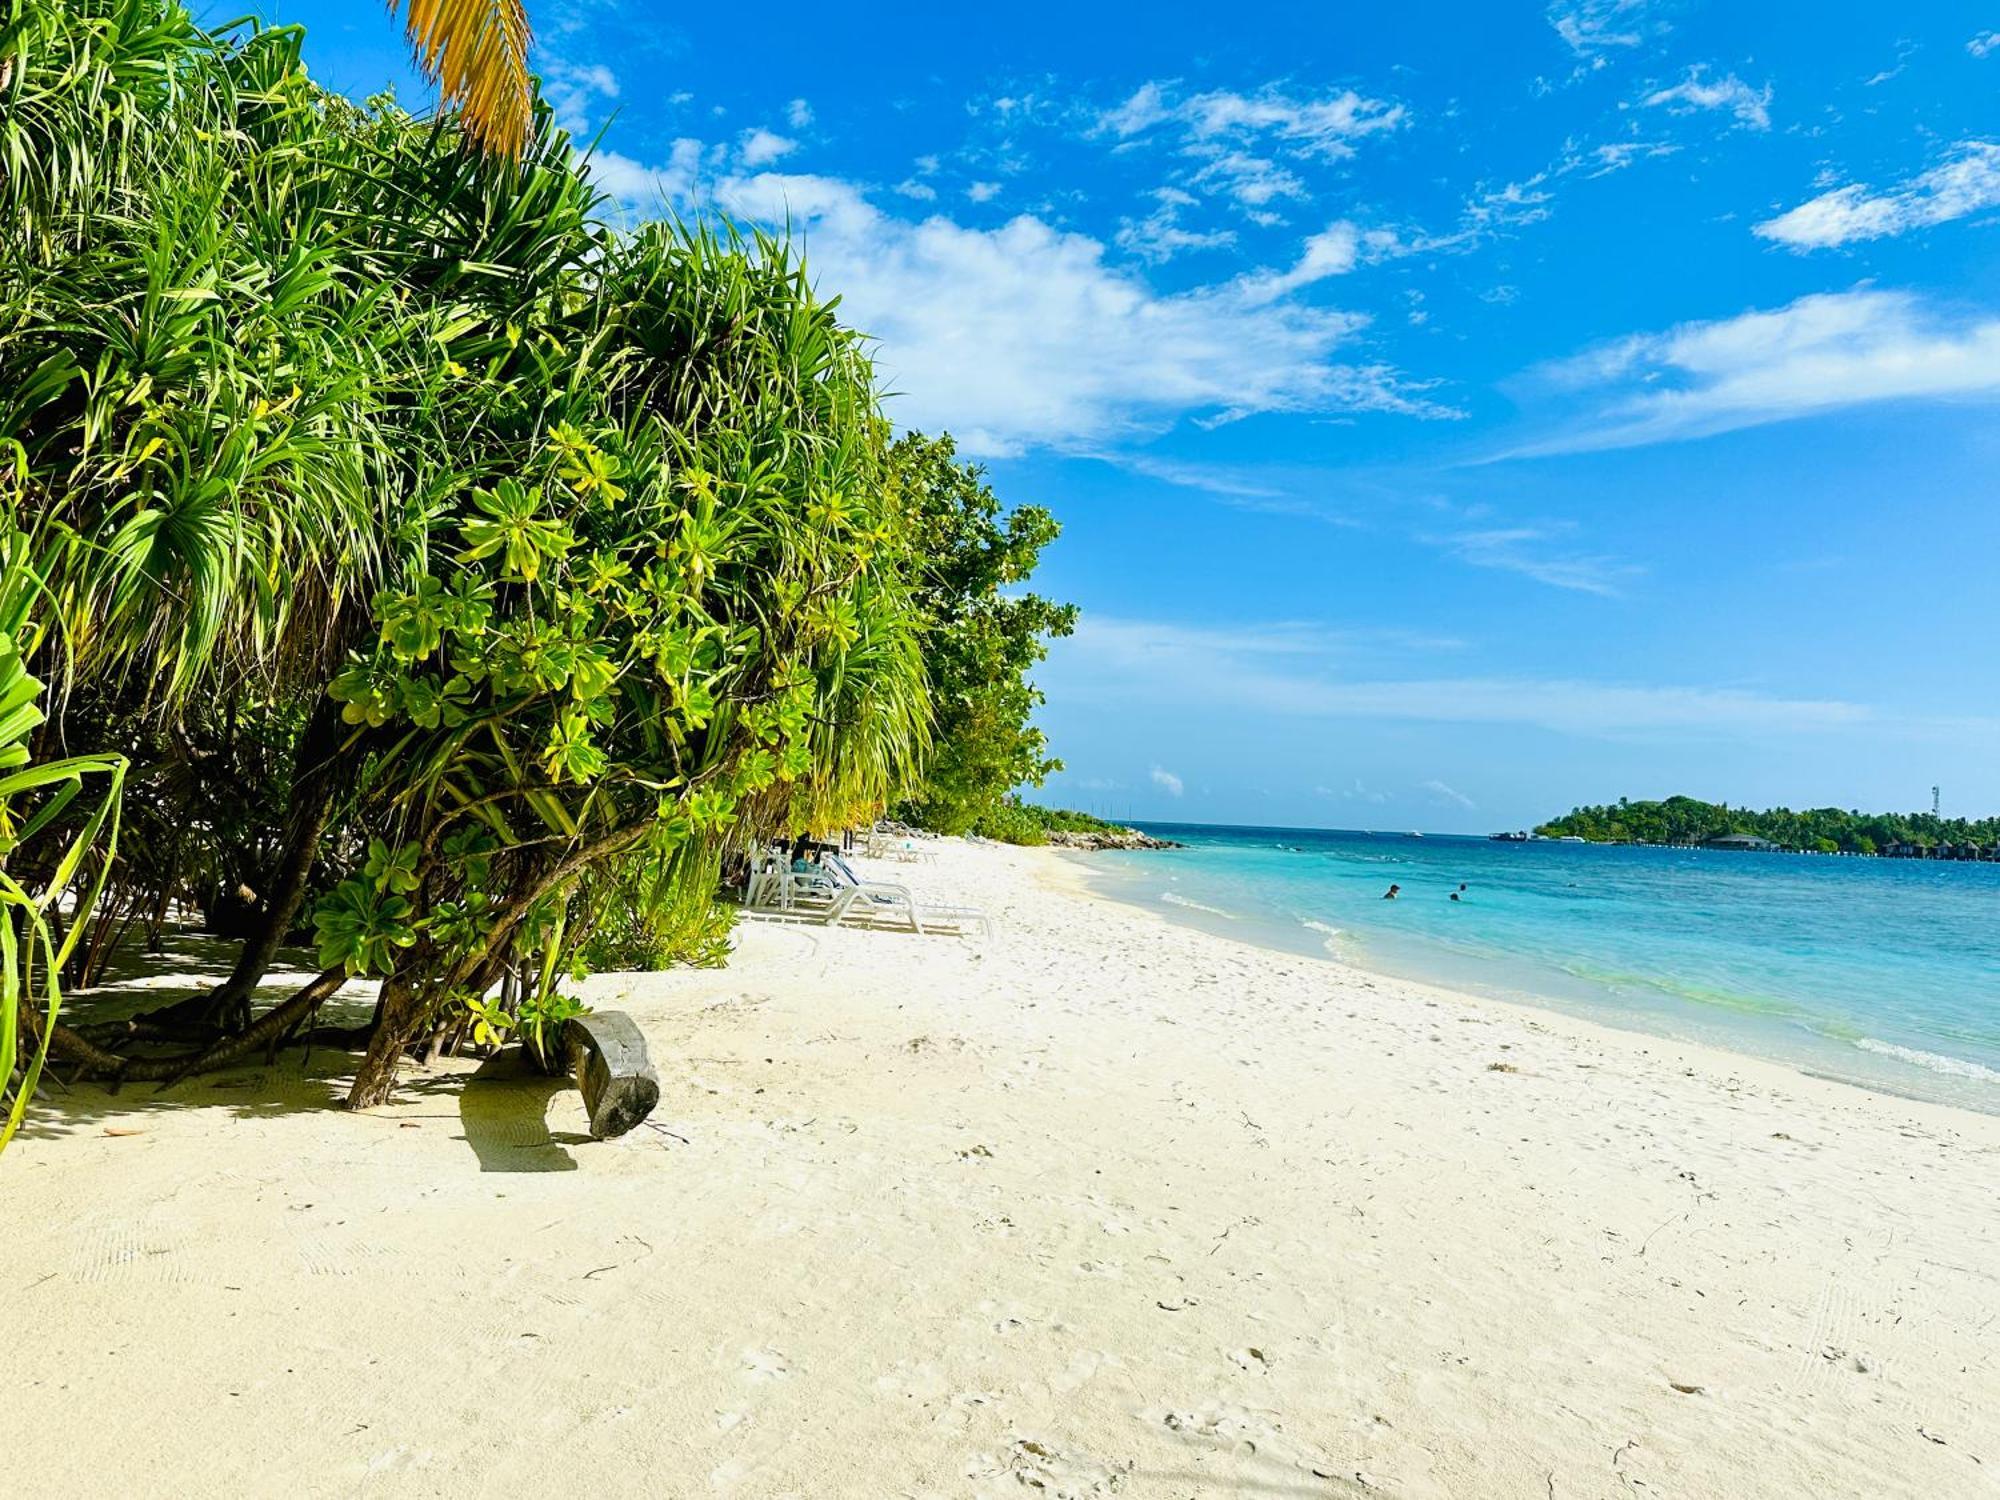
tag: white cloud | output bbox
[1755,141,2000,250]
[1583,140,1680,176]
[543,57,620,135]
[1429,526,1638,595]
[1506,287,2000,455]
[702,170,1452,455]
[1116,187,1238,264]
[1179,87,1408,157]
[1329,779,1390,805]
[1105,454,1283,498]
[1422,779,1477,811]
[1969,31,2000,59]
[966,180,1002,203]
[1547,0,1656,59]
[1150,766,1186,797]
[894,178,939,202]
[1642,67,1772,130]
[1233,221,1400,306]
[738,128,797,168]
[786,98,813,128]
[1099,82,1407,160]
[1057,616,1875,739]
[586,139,704,208]
[1100,81,1171,137]
[1456,177,1555,236]
[1189,151,1306,208]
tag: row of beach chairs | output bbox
[740,850,991,938]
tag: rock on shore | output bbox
[1045,828,1182,851]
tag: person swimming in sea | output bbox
[1383,883,1400,899]
[1450,882,1468,902]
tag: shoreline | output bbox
[1067,838,2000,1119]
[1055,845,1999,1136]
[5,836,1997,1496]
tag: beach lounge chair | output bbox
[740,853,991,938]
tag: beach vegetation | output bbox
[0,0,1058,1134]
[1537,795,2000,853]
[886,434,1076,839]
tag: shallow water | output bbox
[1082,823,2000,1114]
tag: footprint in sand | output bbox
[741,1347,792,1382]
[1228,1346,1271,1373]
[966,1434,1133,1498]
[1150,1401,1333,1476]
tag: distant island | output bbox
[1527,795,2000,859]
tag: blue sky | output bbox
[258,1,2000,831]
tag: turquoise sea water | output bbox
[1080,823,2000,1114]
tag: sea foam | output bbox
[1854,1038,2000,1085]
[1160,891,1234,919]
[1301,918,1344,954]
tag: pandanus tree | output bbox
[0,0,931,1120]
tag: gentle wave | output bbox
[1854,1038,2000,1085]
[1160,891,1235,919]
[1300,918,1344,954]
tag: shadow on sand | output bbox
[455,1049,590,1172]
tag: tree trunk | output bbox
[343,821,652,1110]
[345,973,424,1110]
[202,695,347,1028]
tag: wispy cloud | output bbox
[1056,615,1879,739]
[1969,31,2000,59]
[1322,779,1390,805]
[1150,765,1186,797]
[1099,81,1408,160]
[1546,0,1661,61]
[1422,779,1478,810]
[1116,187,1237,263]
[1428,526,1640,595]
[1102,454,1286,499]
[1072,619,1468,661]
[1235,221,1402,306]
[1755,141,2000,250]
[785,98,813,128]
[1642,67,1772,130]
[1096,81,1405,217]
[1501,287,2000,455]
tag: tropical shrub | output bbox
[0,0,956,1121]
[887,434,1076,836]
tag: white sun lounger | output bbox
[741,857,991,938]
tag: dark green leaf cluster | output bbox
[884,434,1077,836]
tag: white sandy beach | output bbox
[5,837,1997,1498]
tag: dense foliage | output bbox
[1535,796,2000,854]
[0,0,1057,1127]
[886,435,1075,837]
[966,801,1132,846]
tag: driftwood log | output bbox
[531,1011,660,1140]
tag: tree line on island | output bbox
[1534,796,2000,856]
[0,0,1098,1144]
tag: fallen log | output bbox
[533,1011,659,1140]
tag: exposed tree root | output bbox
[38,965,351,1085]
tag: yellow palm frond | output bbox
[392,0,534,160]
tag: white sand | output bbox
[5,837,1997,1497]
